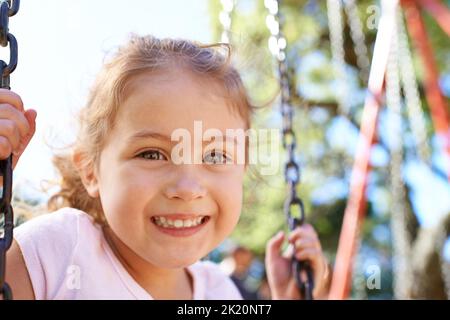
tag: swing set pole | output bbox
[402,0,450,182]
[328,0,398,300]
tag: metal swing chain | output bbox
[396,8,430,163]
[385,13,414,299]
[0,0,19,301]
[264,0,314,300]
[327,0,350,117]
[342,0,371,85]
[219,0,234,44]
[329,0,371,297]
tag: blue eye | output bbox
[137,150,167,161]
[203,150,230,164]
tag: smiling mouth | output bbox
[150,216,210,229]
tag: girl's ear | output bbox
[73,151,100,198]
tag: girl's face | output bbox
[90,70,247,268]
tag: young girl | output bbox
[2,35,330,300]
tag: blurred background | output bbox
[5,0,450,299]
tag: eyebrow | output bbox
[127,130,172,143]
[127,129,242,145]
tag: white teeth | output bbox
[152,216,207,229]
[174,220,183,228]
[184,220,192,227]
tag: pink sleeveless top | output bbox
[13,207,242,300]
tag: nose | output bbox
[164,167,207,201]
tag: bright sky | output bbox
[4,0,449,229]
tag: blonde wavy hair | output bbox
[46,34,255,225]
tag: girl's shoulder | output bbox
[14,207,98,247]
[13,206,101,269]
[189,260,243,300]
[13,207,102,299]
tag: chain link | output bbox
[0,0,19,301]
[327,0,350,116]
[264,0,314,300]
[394,6,445,299]
[343,0,371,84]
[385,14,414,298]
[327,1,373,297]
[219,0,234,44]
[397,8,430,163]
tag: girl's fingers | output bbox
[0,118,22,156]
[282,243,294,259]
[0,135,13,159]
[295,248,330,299]
[289,234,320,252]
[265,231,285,262]
[288,224,318,243]
[294,248,321,263]
[294,238,320,251]
[0,89,24,112]
[22,109,37,143]
[285,224,331,299]
[0,90,35,167]
[10,109,37,170]
[24,109,37,126]
[0,104,31,138]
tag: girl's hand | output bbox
[265,224,331,300]
[0,88,37,171]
